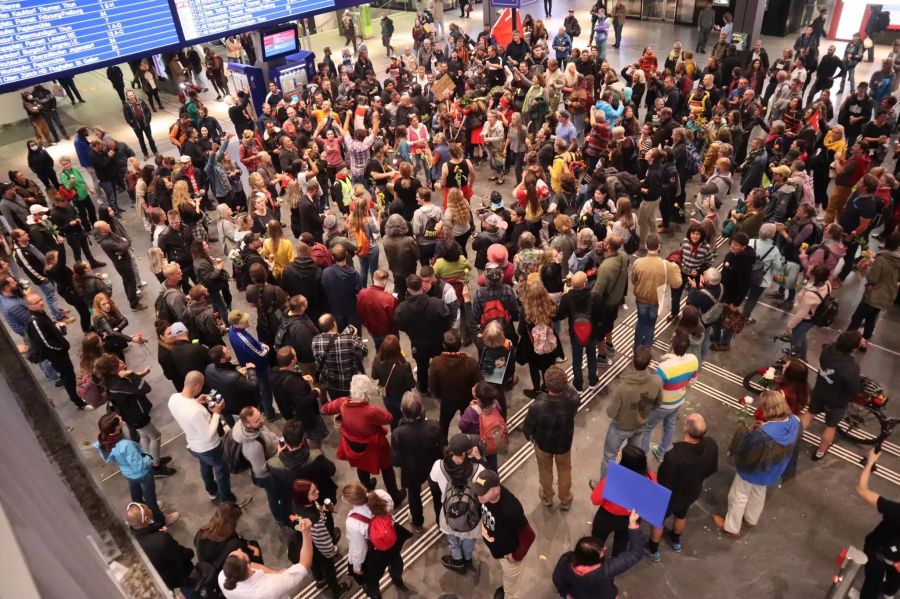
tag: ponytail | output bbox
[221,554,247,590]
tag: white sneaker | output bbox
[139,280,148,287]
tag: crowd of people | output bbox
[3,3,900,599]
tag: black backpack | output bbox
[422,215,440,240]
[154,288,179,324]
[749,245,776,288]
[811,285,839,327]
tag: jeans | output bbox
[697,28,712,52]
[372,335,385,353]
[131,125,158,156]
[98,179,121,213]
[208,289,230,322]
[641,406,681,458]
[45,110,67,140]
[39,359,60,381]
[634,301,659,348]
[38,282,65,320]
[849,301,881,340]
[790,319,815,360]
[189,444,236,503]
[839,65,857,92]
[127,470,164,522]
[357,246,379,288]
[613,23,623,46]
[447,535,477,561]
[570,335,597,391]
[251,474,280,519]
[413,344,440,393]
[133,422,161,464]
[601,424,643,477]
[742,285,765,319]
[543,0,551,15]
[48,353,83,407]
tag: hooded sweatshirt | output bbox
[734,415,800,486]
[787,280,831,329]
[606,369,663,431]
[231,420,278,479]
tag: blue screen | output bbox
[0,0,180,90]
[174,0,335,43]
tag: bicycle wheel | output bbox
[836,403,883,445]
[742,369,765,394]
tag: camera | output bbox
[206,389,224,410]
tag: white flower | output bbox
[763,367,776,381]
[743,395,754,405]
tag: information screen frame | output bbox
[172,0,334,45]
[0,0,184,93]
[260,25,298,61]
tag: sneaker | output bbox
[328,582,352,598]
[811,449,826,462]
[79,404,95,411]
[159,456,173,465]
[411,523,425,534]
[131,303,148,311]
[392,578,409,592]
[315,580,328,590]
[523,388,541,399]
[605,342,616,356]
[664,529,682,552]
[236,495,253,507]
[645,547,661,562]
[54,379,64,387]
[207,493,218,502]
[712,515,740,539]
[540,494,553,508]
[493,586,505,599]
[556,355,568,363]
[597,356,612,368]
[650,444,665,462]
[559,501,572,512]
[164,511,181,526]
[153,465,176,478]
[441,555,467,572]
[589,379,602,390]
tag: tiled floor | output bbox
[3,4,900,598]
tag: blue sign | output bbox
[0,0,180,91]
[601,463,672,528]
[173,0,335,43]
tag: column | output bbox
[733,0,765,48]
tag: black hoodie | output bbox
[281,256,327,318]
[656,437,718,504]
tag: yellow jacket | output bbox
[261,238,295,279]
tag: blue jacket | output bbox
[735,416,800,487]
[595,100,623,126]
[228,326,269,373]
[322,263,362,323]
[74,136,92,168]
[204,138,231,199]
[93,438,152,480]
[552,33,572,60]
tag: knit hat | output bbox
[323,214,338,230]
[486,243,508,266]
[544,366,569,394]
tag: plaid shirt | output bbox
[312,330,367,392]
[343,133,375,178]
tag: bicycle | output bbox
[743,337,899,448]
[741,335,802,394]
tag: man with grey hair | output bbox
[646,413,718,561]
[686,267,723,359]
[93,220,144,310]
[741,223,784,323]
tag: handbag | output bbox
[377,364,396,400]
[656,257,672,316]
[721,306,747,334]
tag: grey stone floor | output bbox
[3,4,900,598]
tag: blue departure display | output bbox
[0,0,180,89]
[174,0,335,43]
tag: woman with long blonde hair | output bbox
[147,247,168,283]
[283,179,304,238]
[347,197,380,287]
[172,179,207,242]
[261,220,295,279]
[443,187,473,251]
[91,292,143,358]
[518,276,563,397]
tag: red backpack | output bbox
[480,298,511,328]
[472,404,509,455]
[349,513,398,551]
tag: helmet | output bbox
[490,191,503,207]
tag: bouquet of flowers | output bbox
[227,248,244,267]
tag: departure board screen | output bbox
[174,0,334,43]
[0,0,180,90]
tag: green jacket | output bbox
[864,250,900,310]
[592,250,629,307]
[60,167,90,201]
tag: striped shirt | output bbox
[656,353,699,410]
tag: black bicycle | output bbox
[742,336,801,394]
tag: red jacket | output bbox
[591,472,658,516]
[321,398,392,474]
[356,286,398,337]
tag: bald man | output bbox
[93,220,144,310]
[555,270,603,392]
[126,503,197,594]
[646,413,719,561]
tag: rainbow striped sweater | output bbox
[656,353,699,410]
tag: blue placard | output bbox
[0,0,180,91]
[601,462,672,528]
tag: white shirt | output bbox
[168,392,221,453]
[218,563,309,599]
[429,459,484,539]
[345,489,393,569]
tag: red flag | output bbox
[490,8,524,47]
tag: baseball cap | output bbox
[169,322,188,337]
[179,155,191,163]
[228,310,249,326]
[472,469,501,496]
[481,213,508,231]
[29,204,48,216]
[448,433,478,456]
[770,165,792,178]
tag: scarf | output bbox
[442,456,474,486]
[98,430,123,454]
[823,131,846,157]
